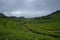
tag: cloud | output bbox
[10,11,21,17]
[4,10,50,18]
[24,0,35,7]
[0,0,60,17]
[20,10,50,18]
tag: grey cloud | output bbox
[0,0,60,17]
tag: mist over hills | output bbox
[0,10,60,19]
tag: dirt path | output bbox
[49,30,60,32]
[42,28,60,32]
[21,24,60,38]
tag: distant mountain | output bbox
[0,10,60,18]
[34,10,60,19]
[0,13,7,18]
[46,10,60,19]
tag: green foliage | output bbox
[0,10,60,40]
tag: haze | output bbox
[0,0,60,18]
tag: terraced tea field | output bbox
[0,11,60,40]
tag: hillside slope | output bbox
[0,10,60,40]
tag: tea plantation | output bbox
[0,10,60,40]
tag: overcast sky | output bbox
[0,0,60,18]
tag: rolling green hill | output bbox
[0,10,60,40]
